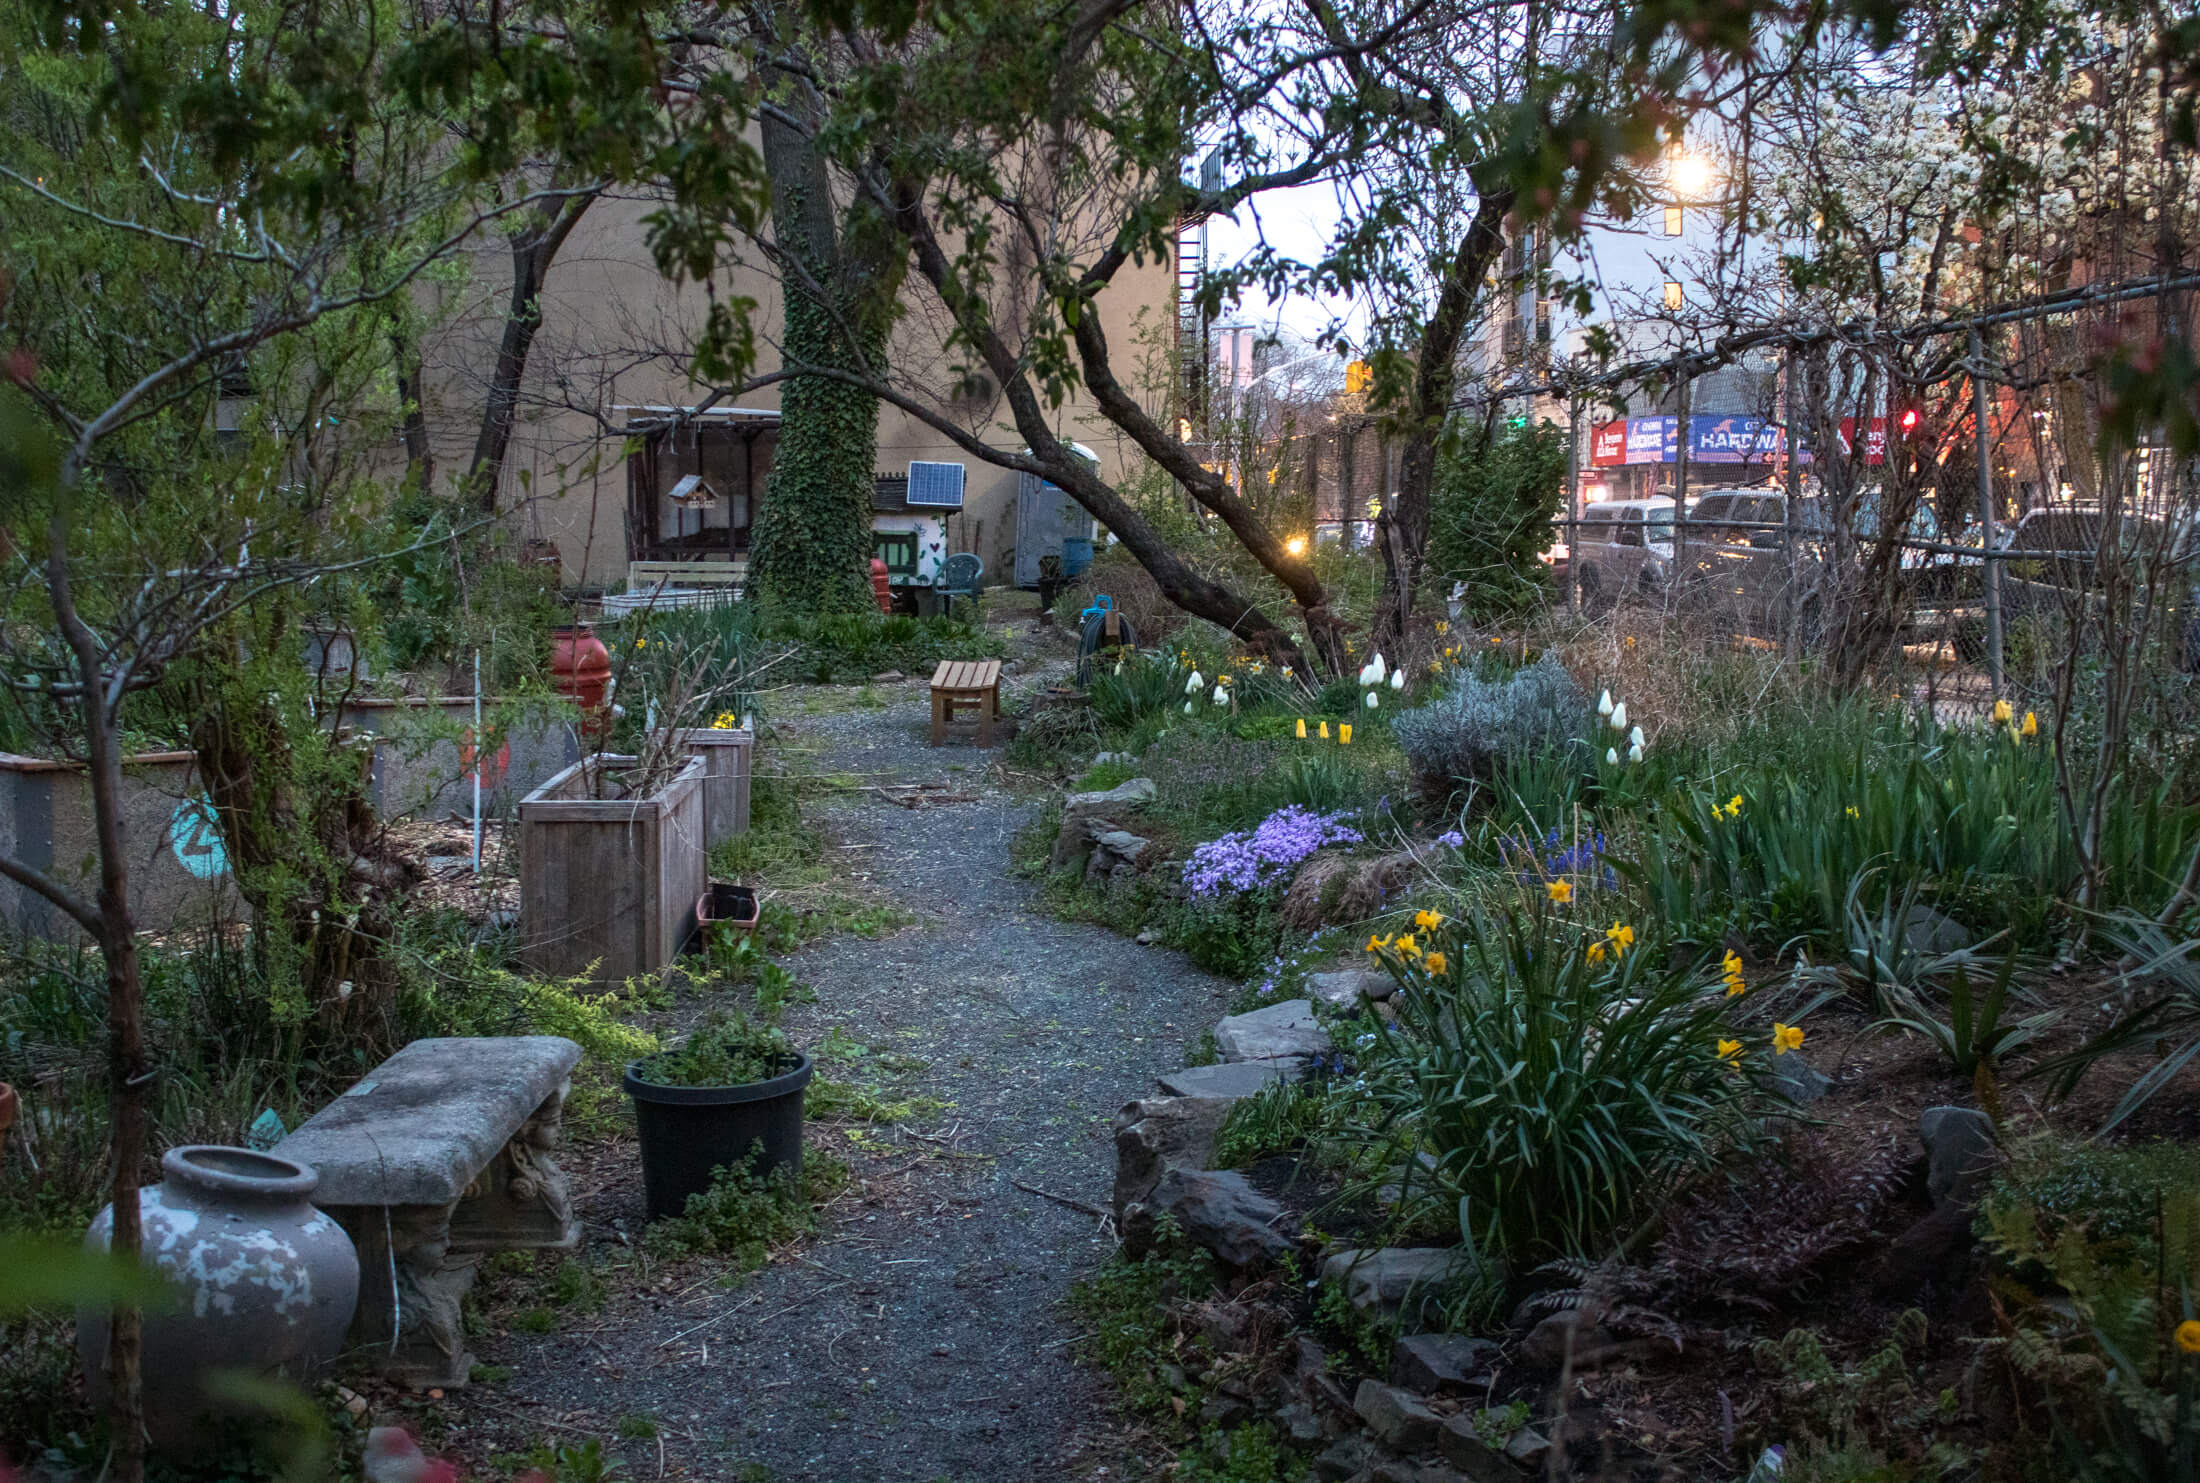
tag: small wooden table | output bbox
[929,659,1002,746]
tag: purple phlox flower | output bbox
[1182,806,1364,898]
[1435,829,1465,849]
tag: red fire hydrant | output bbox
[869,558,893,614]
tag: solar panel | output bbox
[906,461,966,508]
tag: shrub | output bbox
[1427,417,1567,625]
[1982,1137,2200,1277]
[1392,653,1588,796]
[763,610,1002,683]
[1356,904,1770,1268]
[645,1146,849,1264]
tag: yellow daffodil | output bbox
[1435,620,1449,634]
[2179,1320,2200,1354]
[634,637,646,649]
[1845,806,1859,819]
[2022,711,2038,738]
[1394,933,1420,957]
[1339,724,1353,745]
[1717,1038,1743,1065]
[1423,951,1448,975]
[1727,794,1744,817]
[1586,941,1607,964]
[1414,909,1444,931]
[1296,718,1308,739]
[1606,923,1634,954]
[712,712,739,730]
[1547,880,1573,905]
[1992,698,2013,724]
[1625,635,1637,648]
[1365,933,1392,953]
[1319,721,1330,739]
[1772,1023,1805,1055]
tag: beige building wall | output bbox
[414,186,1176,588]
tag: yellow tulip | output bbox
[1319,721,1330,739]
[1339,724,1353,745]
[1992,698,2013,724]
[2022,711,2038,738]
[1296,718,1308,739]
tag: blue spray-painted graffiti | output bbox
[167,795,229,879]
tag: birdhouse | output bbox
[668,474,720,510]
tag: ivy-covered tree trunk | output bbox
[750,281,888,613]
[748,26,903,615]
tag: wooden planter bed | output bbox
[517,754,706,983]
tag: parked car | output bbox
[1572,497,1695,607]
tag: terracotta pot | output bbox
[550,624,612,739]
[80,1146,360,1458]
[695,881,761,946]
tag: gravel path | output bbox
[443,664,1230,1482]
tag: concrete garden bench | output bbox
[274,1035,582,1388]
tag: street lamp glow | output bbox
[1671,153,1713,198]
[1285,534,1308,556]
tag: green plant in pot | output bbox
[623,1013,813,1222]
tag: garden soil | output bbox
[425,654,1230,1482]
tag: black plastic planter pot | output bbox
[623,1053,814,1221]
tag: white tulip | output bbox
[1597,690,1613,717]
[1606,747,1620,765]
[1212,685,1229,705]
[1357,661,1377,686]
[1629,725,1644,750]
[1389,671,1405,691]
[1628,742,1645,763]
[1365,691,1380,709]
[1184,699,1195,714]
[1370,653,1387,684]
[1185,670,1204,695]
[1610,701,1628,731]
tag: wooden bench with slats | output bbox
[929,659,1002,747]
[626,559,749,597]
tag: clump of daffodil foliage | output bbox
[1353,901,1792,1271]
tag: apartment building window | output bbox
[1663,281,1684,311]
[1664,206,1683,237]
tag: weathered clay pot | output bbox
[79,1146,360,1457]
[549,624,613,739]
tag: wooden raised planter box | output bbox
[517,754,707,983]
[662,728,753,846]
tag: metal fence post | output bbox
[1970,325,2005,696]
[1672,373,1691,579]
[1564,392,1581,613]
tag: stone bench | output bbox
[275,1035,582,1388]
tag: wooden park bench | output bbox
[929,658,1002,747]
[274,1035,582,1388]
[624,559,748,601]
